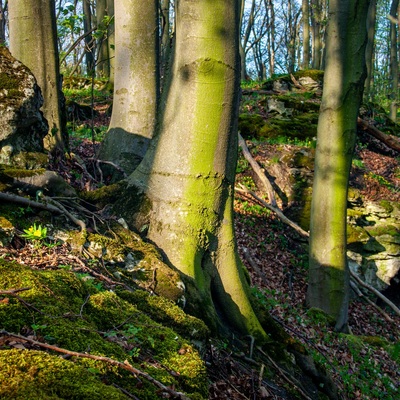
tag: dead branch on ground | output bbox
[235,185,309,238]
[0,192,86,231]
[350,270,400,317]
[357,117,400,152]
[238,133,278,207]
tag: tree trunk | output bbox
[389,0,399,122]
[307,0,369,332]
[83,0,95,75]
[9,0,66,153]
[0,1,7,45]
[160,0,171,81]
[302,0,310,69]
[96,0,110,79]
[106,0,115,86]
[98,0,159,175]
[265,0,275,76]
[128,0,266,339]
[240,0,255,81]
[364,0,377,101]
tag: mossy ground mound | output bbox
[0,259,208,399]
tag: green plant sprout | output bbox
[21,224,48,242]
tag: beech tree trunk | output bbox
[98,0,159,175]
[364,0,377,100]
[389,0,399,122]
[302,0,310,69]
[128,0,266,339]
[307,0,370,332]
[9,0,65,153]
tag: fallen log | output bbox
[357,117,400,152]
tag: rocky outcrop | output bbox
[347,193,400,292]
[0,47,48,168]
[258,144,400,298]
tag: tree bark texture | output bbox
[307,0,370,331]
[128,0,266,339]
[364,0,377,100]
[302,0,311,69]
[96,0,110,78]
[9,0,65,153]
[98,0,159,175]
[389,0,399,122]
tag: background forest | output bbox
[0,0,399,399]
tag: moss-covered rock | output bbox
[0,349,128,400]
[238,113,265,139]
[0,259,208,399]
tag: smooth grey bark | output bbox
[9,0,66,153]
[307,0,370,332]
[127,0,266,339]
[240,0,255,80]
[98,0,159,175]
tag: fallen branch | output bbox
[357,117,400,153]
[0,330,191,400]
[235,185,309,239]
[350,280,394,323]
[350,270,400,317]
[241,89,275,96]
[0,192,86,231]
[238,133,277,207]
[0,287,31,295]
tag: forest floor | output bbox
[2,92,400,399]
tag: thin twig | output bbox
[238,133,278,207]
[0,330,192,400]
[0,287,31,295]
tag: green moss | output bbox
[0,216,13,229]
[0,72,19,91]
[379,200,394,214]
[347,224,369,244]
[307,307,336,327]
[10,152,48,169]
[238,113,265,138]
[2,168,46,179]
[0,259,208,398]
[365,224,400,238]
[260,115,318,140]
[117,290,210,340]
[292,69,324,82]
[275,94,321,112]
[0,349,128,400]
